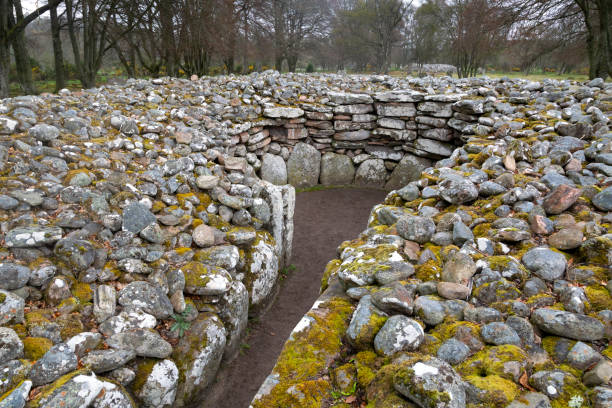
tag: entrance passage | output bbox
[204,188,388,408]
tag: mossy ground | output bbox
[250,297,354,408]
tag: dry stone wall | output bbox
[241,90,490,190]
[0,71,610,408]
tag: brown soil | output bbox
[204,187,388,408]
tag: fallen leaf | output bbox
[519,371,536,391]
[345,395,356,403]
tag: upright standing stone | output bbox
[287,142,321,188]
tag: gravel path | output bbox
[204,188,388,408]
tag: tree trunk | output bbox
[50,3,65,91]
[595,0,610,78]
[65,0,85,82]
[9,1,35,95]
[113,42,135,77]
[0,39,10,98]
[286,55,297,72]
[274,55,284,72]
[160,0,176,76]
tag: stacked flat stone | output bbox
[250,75,612,408]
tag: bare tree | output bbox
[334,0,409,73]
[49,1,66,90]
[0,0,62,98]
[410,0,445,73]
[65,0,152,88]
[259,0,329,72]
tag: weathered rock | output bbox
[123,203,156,233]
[133,359,179,408]
[385,154,432,190]
[0,327,23,365]
[118,282,173,319]
[531,309,605,340]
[439,176,478,204]
[173,313,226,406]
[320,153,355,185]
[29,343,78,386]
[346,295,388,349]
[396,215,435,244]
[441,251,477,286]
[0,263,30,290]
[393,357,466,408]
[542,184,581,214]
[260,153,288,185]
[354,159,387,187]
[373,315,424,356]
[522,247,567,281]
[107,329,173,358]
[286,142,321,188]
[5,226,63,247]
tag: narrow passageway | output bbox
[205,187,388,408]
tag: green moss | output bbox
[23,337,53,360]
[473,223,492,238]
[72,282,92,303]
[487,256,511,270]
[25,311,50,326]
[415,259,441,281]
[542,336,576,362]
[131,359,157,396]
[151,200,165,213]
[181,261,216,288]
[601,344,612,360]
[363,363,402,406]
[321,259,341,293]
[458,345,526,380]
[579,236,612,265]
[207,213,231,231]
[465,375,520,407]
[584,285,612,312]
[11,324,26,339]
[250,297,354,408]
[429,320,481,342]
[55,313,84,341]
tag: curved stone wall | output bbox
[241,91,489,190]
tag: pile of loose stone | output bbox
[0,72,611,408]
[0,75,296,407]
[250,76,612,408]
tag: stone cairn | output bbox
[0,71,610,408]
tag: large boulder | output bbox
[260,153,287,185]
[173,313,226,406]
[385,154,432,190]
[355,159,387,187]
[243,232,279,310]
[287,142,321,188]
[320,153,355,185]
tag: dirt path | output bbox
[204,188,388,408]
